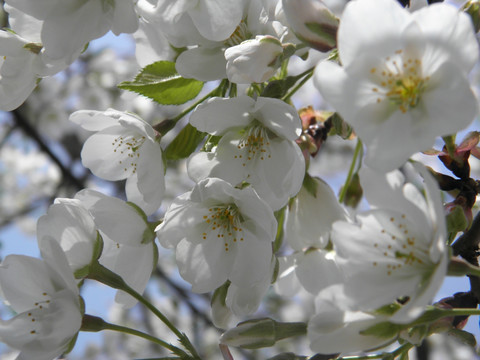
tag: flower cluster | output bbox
[1,0,480,358]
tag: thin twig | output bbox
[12,108,85,190]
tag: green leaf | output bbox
[164,124,206,160]
[118,61,204,105]
[261,75,300,99]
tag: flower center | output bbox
[371,214,430,276]
[27,291,51,335]
[225,20,251,47]
[202,204,244,252]
[234,124,272,167]
[370,49,429,114]
[112,134,146,174]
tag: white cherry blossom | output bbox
[70,109,165,216]
[0,239,82,360]
[188,95,305,210]
[0,23,67,111]
[138,0,246,46]
[139,0,285,82]
[5,0,138,63]
[314,0,478,172]
[75,189,158,308]
[285,176,347,250]
[308,295,395,355]
[328,163,448,323]
[224,35,284,84]
[282,0,339,52]
[36,198,100,278]
[156,177,276,296]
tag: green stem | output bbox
[87,262,201,359]
[279,58,289,79]
[442,135,457,160]
[338,343,413,360]
[81,314,188,358]
[440,308,480,317]
[170,81,227,124]
[338,139,363,203]
[282,67,314,102]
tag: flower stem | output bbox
[81,314,188,358]
[338,139,362,203]
[87,262,201,359]
[170,80,228,124]
[338,343,413,359]
[282,67,314,102]
[442,135,457,160]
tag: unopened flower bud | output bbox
[211,282,232,329]
[463,0,480,33]
[220,318,306,349]
[282,0,339,52]
[225,35,285,84]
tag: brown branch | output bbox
[452,212,480,302]
[154,266,215,328]
[11,108,85,191]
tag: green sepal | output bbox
[359,321,403,339]
[87,261,129,291]
[149,220,162,234]
[273,205,286,253]
[202,134,222,152]
[266,353,307,360]
[92,231,104,262]
[164,123,206,160]
[328,112,353,139]
[446,205,468,244]
[74,264,91,280]
[222,318,307,349]
[151,241,159,274]
[447,256,480,277]
[463,1,480,33]
[125,201,157,244]
[448,328,477,347]
[141,226,156,244]
[23,42,43,54]
[80,314,108,333]
[73,231,104,279]
[399,324,428,346]
[135,357,183,360]
[303,21,338,51]
[79,295,86,315]
[341,172,363,208]
[373,302,402,317]
[212,281,230,308]
[274,320,307,342]
[118,61,204,105]
[408,306,452,326]
[63,295,85,355]
[271,256,279,284]
[302,173,318,198]
[126,201,148,222]
[260,75,300,99]
[282,43,296,59]
[63,331,79,355]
